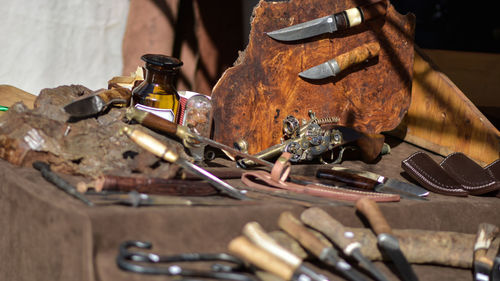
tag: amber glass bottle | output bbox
[132,54,183,123]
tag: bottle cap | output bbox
[141,54,183,69]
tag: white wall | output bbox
[0,0,130,95]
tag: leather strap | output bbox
[241,152,400,203]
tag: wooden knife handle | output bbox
[474,223,500,262]
[121,127,179,163]
[359,1,387,22]
[229,236,295,281]
[278,211,328,258]
[97,87,131,104]
[355,197,392,235]
[335,42,380,72]
[316,168,377,190]
[334,1,387,30]
[126,107,178,136]
[301,207,360,254]
[243,222,302,269]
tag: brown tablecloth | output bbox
[1,139,499,281]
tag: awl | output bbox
[316,168,428,200]
[355,198,419,281]
[299,42,380,80]
[329,166,429,197]
[266,1,387,42]
[121,126,249,200]
[278,211,372,281]
[64,87,131,118]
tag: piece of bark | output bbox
[212,0,415,154]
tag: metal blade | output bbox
[267,14,337,41]
[177,158,249,200]
[322,249,370,281]
[194,134,274,169]
[64,95,106,118]
[377,234,419,281]
[374,184,428,201]
[384,178,429,197]
[350,249,390,281]
[299,59,340,80]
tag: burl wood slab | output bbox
[212,0,415,154]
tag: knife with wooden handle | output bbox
[64,87,131,118]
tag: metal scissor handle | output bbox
[116,240,257,281]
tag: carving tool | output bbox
[301,207,390,281]
[121,126,249,200]
[126,106,274,168]
[266,1,387,41]
[63,87,131,118]
[316,168,428,200]
[473,223,499,281]
[278,211,373,281]
[328,166,429,196]
[243,222,329,281]
[355,198,419,281]
[299,42,380,79]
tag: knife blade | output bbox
[299,42,380,79]
[355,198,419,281]
[64,87,131,118]
[266,1,387,42]
[278,211,372,281]
[330,166,429,197]
[121,126,249,200]
[126,106,275,168]
[316,168,427,201]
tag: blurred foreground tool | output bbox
[473,223,499,281]
[355,198,419,281]
[301,207,390,281]
[121,126,248,200]
[64,87,131,118]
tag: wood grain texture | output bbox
[211,0,415,154]
[0,85,36,117]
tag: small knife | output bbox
[64,87,131,118]
[299,42,380,79]
[355,198,419,281]
[329,166,429,197]
[316,168,427,201]
[266,1,387,42]
[473,223,499,281]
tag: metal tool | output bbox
[355,198,419,281]
[126,106,274,168]
[117,240,256,281]
[491,252,500,281]
[299,42,380,80]
[301,207,390,281]
[266,1,387,41]
[473,223,500,281]
[243,221,329,281]
[316,168,428,200]
[32,161,94,206]
[64,87,131,118]
[278,211,371,281]
[121,126,248,200]
[330,166,429,197]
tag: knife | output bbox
[266,1,387,42]
[299,42,380,79]
[64,87,131,118]
[473,223,499,281]
[355,198,419,281]
[316,168,427,200]
[328,166,429,197]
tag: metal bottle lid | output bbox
[141,54,183,69]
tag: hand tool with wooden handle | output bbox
[64,87,131,118]
[278,211,372,281]
[301,207,390,281]
[355,198,419,281]
[473,223,499,281]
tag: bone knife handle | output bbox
[278,211,328,258]
[243,221,302,269]
[355,197,392,235]
[335,1,387,30]
[301,207,360,254]
[121,127,179,163]
[474,223,500,261]
[126,107,178,136]
[98,87,131,104]
[316,168,378,190]
[229,236,295,281]
[335,42,380,73]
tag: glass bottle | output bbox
[183,94,213,161]
[132,54,183,123]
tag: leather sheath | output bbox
[401,151,468,196]
[484,159,500,198]
[242,152,400,203]
[440,153,500,195]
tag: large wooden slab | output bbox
[212,0,415,153]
